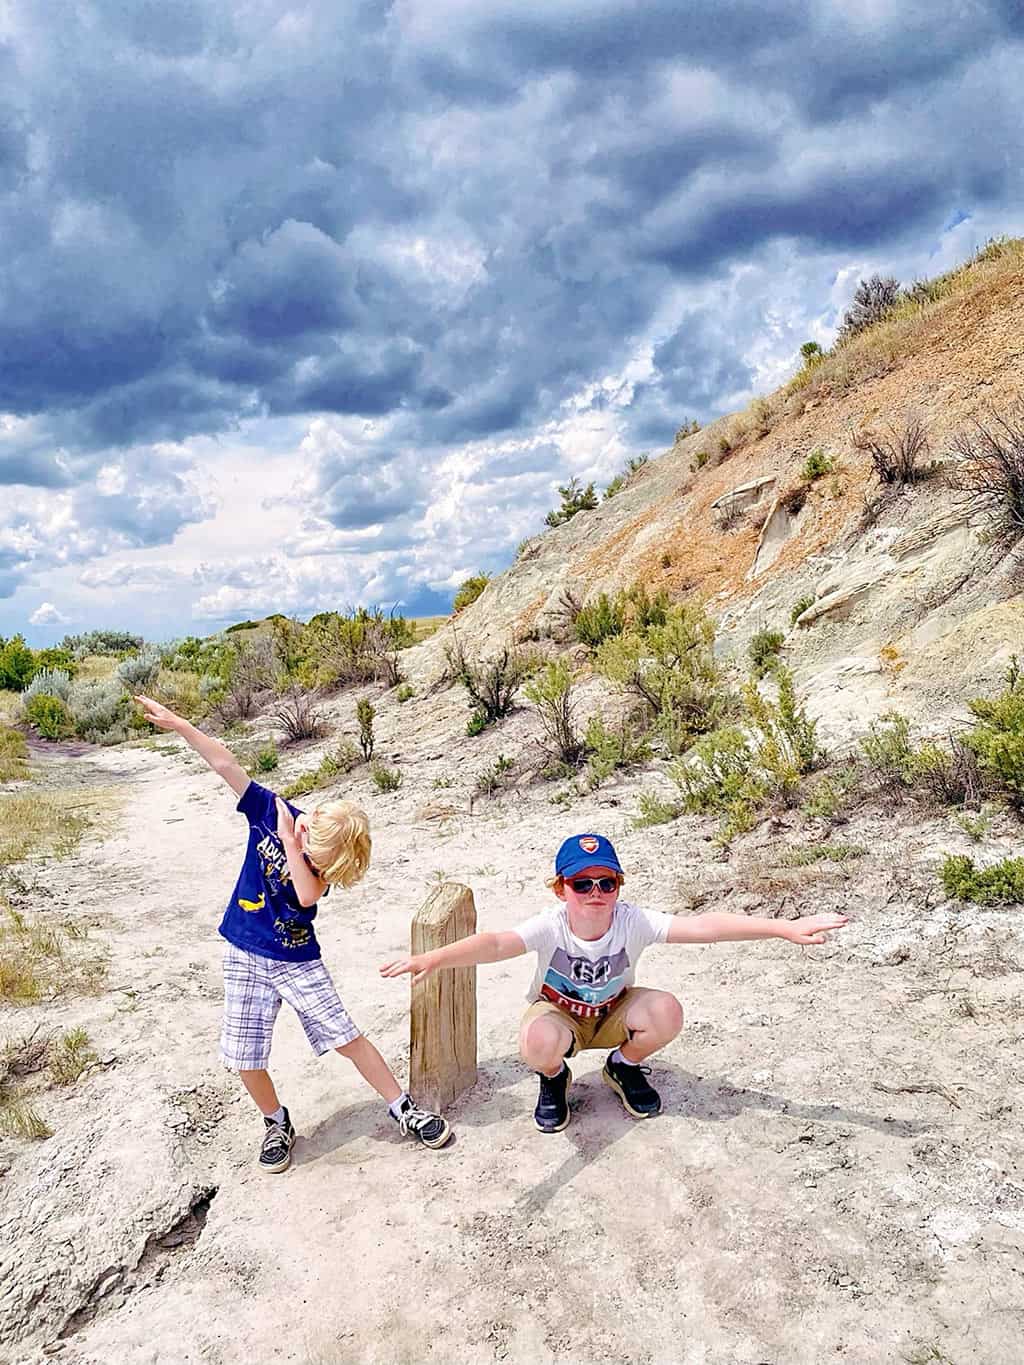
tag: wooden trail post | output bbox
[410,882,477,1113]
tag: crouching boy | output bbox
[381,832,847,1132]
[136,695,451,1172]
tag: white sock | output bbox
[388,1091,410,1118]
[266,1105,286,1124]
[609,1048,637,1068]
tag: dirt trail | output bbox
[3,736,1024,1365]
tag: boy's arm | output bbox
[380,931,528,985]
[666,911,848,946]
[135,695,250,797]
[274,799,327,908]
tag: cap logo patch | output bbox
[579,836,599,854]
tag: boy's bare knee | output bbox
[630,991,684,1040]
[335,1037,365,1059]
[520,1017,571,1067]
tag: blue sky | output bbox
[2,0,1022,645]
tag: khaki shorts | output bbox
[521,986,649,1056]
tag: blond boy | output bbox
[382,832,847,1132]
[137,695,451,1171]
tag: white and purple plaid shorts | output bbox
[220,943,360,1071]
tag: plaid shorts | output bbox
[220,943,361,1071]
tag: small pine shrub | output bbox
[749,629,785,679]
[370,763,402,793]
[545,477,598,528]
[396,684,414,703]
[475,754,515,798]
[24,694,73,740]
[466,711,487,737]
[940,853,1024,905]
[964,656,1024,805]
[453,574,491,613]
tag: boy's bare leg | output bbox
[520,1013,575,1076]
[335,1035,402,1104]
[619,989,684,1063]
[239,1068,283,1116]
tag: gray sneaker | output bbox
[391,1096,452,1149]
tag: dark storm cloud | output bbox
[1,0,1022,580]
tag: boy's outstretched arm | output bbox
[666,911,848,946]
[135,695,250,796]
[380,931,527,985]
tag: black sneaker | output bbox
[534,1063,571,1133]
[259,1108,295,1173]
[391,1096,452,1149]
[602,1054,662,1119]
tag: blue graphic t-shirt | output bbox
[218,782,322,962]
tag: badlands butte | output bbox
[2,239,1024,1365]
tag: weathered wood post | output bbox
[410,882,478,1112]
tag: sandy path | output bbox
[4,734,1024,1365]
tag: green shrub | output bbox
[61,630,142,657]
[964,656,1024,805]
[0,636,36,691]
[475,754,514,798]
[749,629,785,679]
[396,684,414,703]
[47,1028,97,1086]
[596,602,729,755]
[24,694,73,741]
[780,842,866,867]
[790,595,815,626]
[371,763,402,793]
[801,764,861,821]
[633,792,683,827]
[583,715,652,789]
[574,593,625,648]
[940,853,1024,905]
[446,639,534,731]
[254,744,279,772]
[356,698,375,761]
[801,448,835,481]
[860,712,917,791]
[66,679,130,744]
[524,659,584,766]
[453,574,491,612]
[675,420,700,441]
[692,450,709,471]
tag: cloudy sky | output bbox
[2,0,1022,645]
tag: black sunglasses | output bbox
[568,876,619,894]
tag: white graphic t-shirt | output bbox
[515,900,673,1020]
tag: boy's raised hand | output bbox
[380,955,434,985]
[781,913,849,945]
[275,798,297,844]
[135,695,183,731]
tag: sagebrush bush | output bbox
[61,630,142,657]
[22,668,72,703]
[453,574,491,612]
[67,680,127,741]
[853,415,934,486]
[837,274,901,343]
[115,646,162,689]
[940,853,1024,905]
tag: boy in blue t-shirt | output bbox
[137,695,451,1172]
